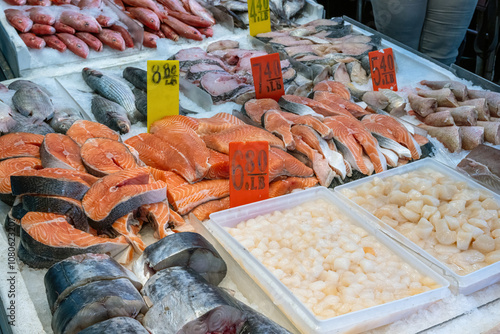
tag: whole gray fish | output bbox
[12,87,54,123]
[91,95,131,134]
[142,267,246,334]
[8,79,52,96]
[82,67,143,123]
[133,232,227,285]
[44,253,142,314]
[49,108,83,134]
[132,88,147,117]
[224,0,247,12]
[51,278,147,334]
[123,67,147,92]
[0,100,16,134]
[10,111,55,135]
[78,317,149,334]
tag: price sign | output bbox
[368,48,398,91]
[147,60,179,131]
[248,0,271,36]
[250,53,285,101]
[229,141,269,208]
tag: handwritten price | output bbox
[150,63,177,86]
[250,53,284,101]
[249,0,269,23]
[369,48,398,91]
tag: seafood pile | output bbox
[3,3,136,57]
[457,144,500,193]
[407,80,500,152]
[0,79,84,135]
[202,0,306,29]
[256,18,381,89]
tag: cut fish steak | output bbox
[0,157,41,205]
[40,133,85,172]
[200,71,253,104]
[0,132,44,161]
[168,179,229,215]
[80,137,139,176]
[67,120,121,146]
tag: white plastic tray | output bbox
[207,187,450,334]
[335,158,500,295]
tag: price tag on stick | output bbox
[229,141,269,208]
[250,53,285,101]
[247,0,271,36]
[147,60,179,131]
[368,48,398,91]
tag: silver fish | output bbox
[49,108,83,134]
[82,67,143,123]
[12,87,54,123]
[123,67,147,92]
[91,95,131,134]
[0,100,16,134]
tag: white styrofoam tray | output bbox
[335,158,500,296]
[206,187,450,334]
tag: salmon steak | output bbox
[40,133,85,172]
[148,167,188,190]
[67,120,121,146]
[0,157,42,204]
[168,179,229,215]
[314,91,370,118]
[0,132,44,160]
[269,176,318,198]
[201,124,285,154]
[269,147,314,181]
[125,133,205,183]
[11,168,98,200]
[313,80,351,100]
[80,138,139,176]
[137,201,185,239]
[22,194,89,232]
[82,167,167,232]
[191,196,230,221]
[262,110,295,150]
[361,114,422,160]
[150,121,210,182]
[195,112,245,135]
[205,149,229,180]
[19,212,129,268]
[112,213,146,254]
[243,98,281,123]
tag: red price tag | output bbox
[250,53,285,101]
[229,141,269,208]
[368,48,398,91]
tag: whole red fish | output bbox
[157,0,187,13]
[19,33,46,49]
[146,26,165,38]
[163,14,203,41]
[51,0,72,4]
[188,0,215,25]
[60,11,102,33]
[168,10,211,27]
[54,21,75,34]
[198,26,213,37]
[96,29,126,51]
[27,0,51,5]
[110,0,125,11]
[78,0,101,8]
[42,35,67,52]
[143,31,158,48]
[29,7,55,25]
[110,24,134,48]
[57,33,89,58]
[75,32,103,51]
[122,0,163,18]
[31,23,56,35]
[96,15,114,27]
[4,0,26,5]
[160,23,179,41]
[5,9,33,33]
[128,7,160,31]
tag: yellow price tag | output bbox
[147,60,179,131]
[248,0,271,36]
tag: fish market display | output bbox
[3,3,137,56]
[340,165,500,276]
[142,266,246,334]
[40,133,86,171]
[135,231,226,284]
[457,144,500,193]
[0,157,42,205]
[407,80,500,152]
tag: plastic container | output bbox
[335,158,500,295]
[206,187,450,334]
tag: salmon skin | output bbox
[66,120,121,146]
[40,133,85,172]
[11,168,98,200]
[44,253,142,314]
[57,33,89,59]
[19,212,129,268]
[80,138,139,176]
[0,157,41,205]
[82,168,167,232]
[59,11,102,34]
[135,232,227,285]
[168,179,229,215]
[78,317,149,334]
[51,278,147,334]
[142,267,245,334]
[0,132,44,161]
[269,176,318,198]
[42,35,67,52]
[22,194,89,232]
[5,9,33,33]
[111,213,145,253]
